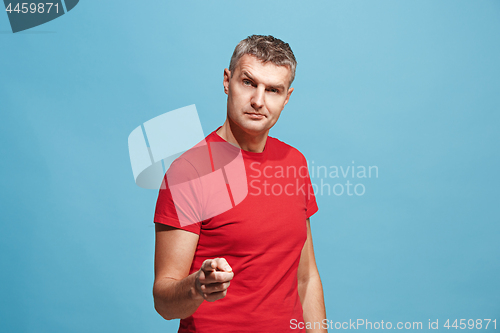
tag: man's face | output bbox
[223,54,294,137]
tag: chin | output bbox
[234,119,265,134]
[244,123,273,136]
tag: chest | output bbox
[197,159,309,256]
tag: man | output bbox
[153,35,327,332]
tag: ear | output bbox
[283,87,294,107]
[223,68,231,95]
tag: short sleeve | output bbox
[154,158,202,235]
[300,153,319,219]
[305,172,319,219]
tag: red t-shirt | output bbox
[154,129,318,332]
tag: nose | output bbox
[251,86,265,110]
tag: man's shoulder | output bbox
[166,130,238,181]
[267,135,307,161]
[165,136,213,184]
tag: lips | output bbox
[245,112,265,119]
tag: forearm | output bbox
[298,273,327,332]
[153,271,204,320]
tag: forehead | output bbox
[233,54,291,87]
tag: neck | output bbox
[216,119,268,153]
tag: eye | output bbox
[243,79,252,86]
[268,88,279,93]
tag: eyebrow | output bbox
[242,71,286,91]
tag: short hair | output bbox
[229,35,297,87]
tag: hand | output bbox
[195,258,234,302]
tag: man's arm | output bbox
[153,223,234,320]
[297,218,327,332]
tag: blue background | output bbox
[1,0,499,331]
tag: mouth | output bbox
[245,112,265,119]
